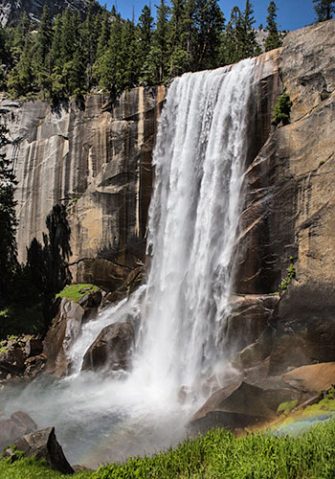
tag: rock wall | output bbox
[1,20,334,374]
[0,0,95,26]
[234,19,335,372]
[1,87,165,289]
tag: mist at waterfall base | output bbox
[1,59,256,467]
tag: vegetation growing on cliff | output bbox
[272,91,293,126]
[1,419,335,479]
[57,283,100,303]
[0,0,283,101]
[278,256,296,292]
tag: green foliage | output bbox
[279,256,296,292]
[272,91,292,126]
[0,456,90,478]
[0,124,18,306]
[277,400,298,415]
[0,303,45,339]
[313,0,335,21]
[265,1,282,51]
[220,1,261,65]
[0,1,267,101]
[1,420,335,479]
[0,203,72,339]
[57,284,100,303]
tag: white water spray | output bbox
[2,59,256,466]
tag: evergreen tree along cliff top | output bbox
[0,0,285,102]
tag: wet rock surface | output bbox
[82,322,135,372]
[44,299,85,377]
[0,411,37,450]
[4,427,74,475]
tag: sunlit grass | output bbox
[2,419,335,479]
[56,284,100,303]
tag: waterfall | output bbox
[134,59,255,398]
[3,58,256,466]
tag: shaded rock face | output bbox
[0,0,95,26]
[0,336,46,382]
[1,88,165,290]
[82,322,135,372]
[233,20,335,374]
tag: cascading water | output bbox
[1,58,256,467]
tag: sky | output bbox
[99,0,316,31]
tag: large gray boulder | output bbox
[82,322,135,372]
[0,411,37,450]
[6,427,74,475]
[190,381,302,434]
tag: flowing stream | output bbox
[2,59,256,467]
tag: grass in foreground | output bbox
[1,419,335,479]
[56,284,100,303]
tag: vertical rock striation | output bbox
[235,20,335,372]
[1,88,165,289]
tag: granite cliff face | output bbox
[1,20,334,373]
[1,88,165,288]
[233,19,335,373]
[0,0,95,26]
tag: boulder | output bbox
[44,299,85,377]
[190,381,302,434]
[103,266,145,306]
[223,294,279,359]
[79,289,103,319]
[25,338,44,358]
[82,322,135,372]
[268,284,335,375]
[282,362,335,393]
[0,411,37,450]
[0,345,25,379]
[24,354,47,380]
[7,427,74,475]
[0,336,46,382]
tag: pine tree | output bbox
[96,10,111,60]
[137,5,154,61]
[7,35,35,97]
[44,204,72,296]
[239,0,260,58]
[122,19,139,89]
[193,0,224,70]
[10,12,30,62]
[169,0,193,75]
[154,0,171,82]
[220,7,242,65]
[265,1,282,51]
[313,0,335,21]
[80,0,99,89]
[95,13,124,101]
[0,124,18,305]
[34,5,53,97]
